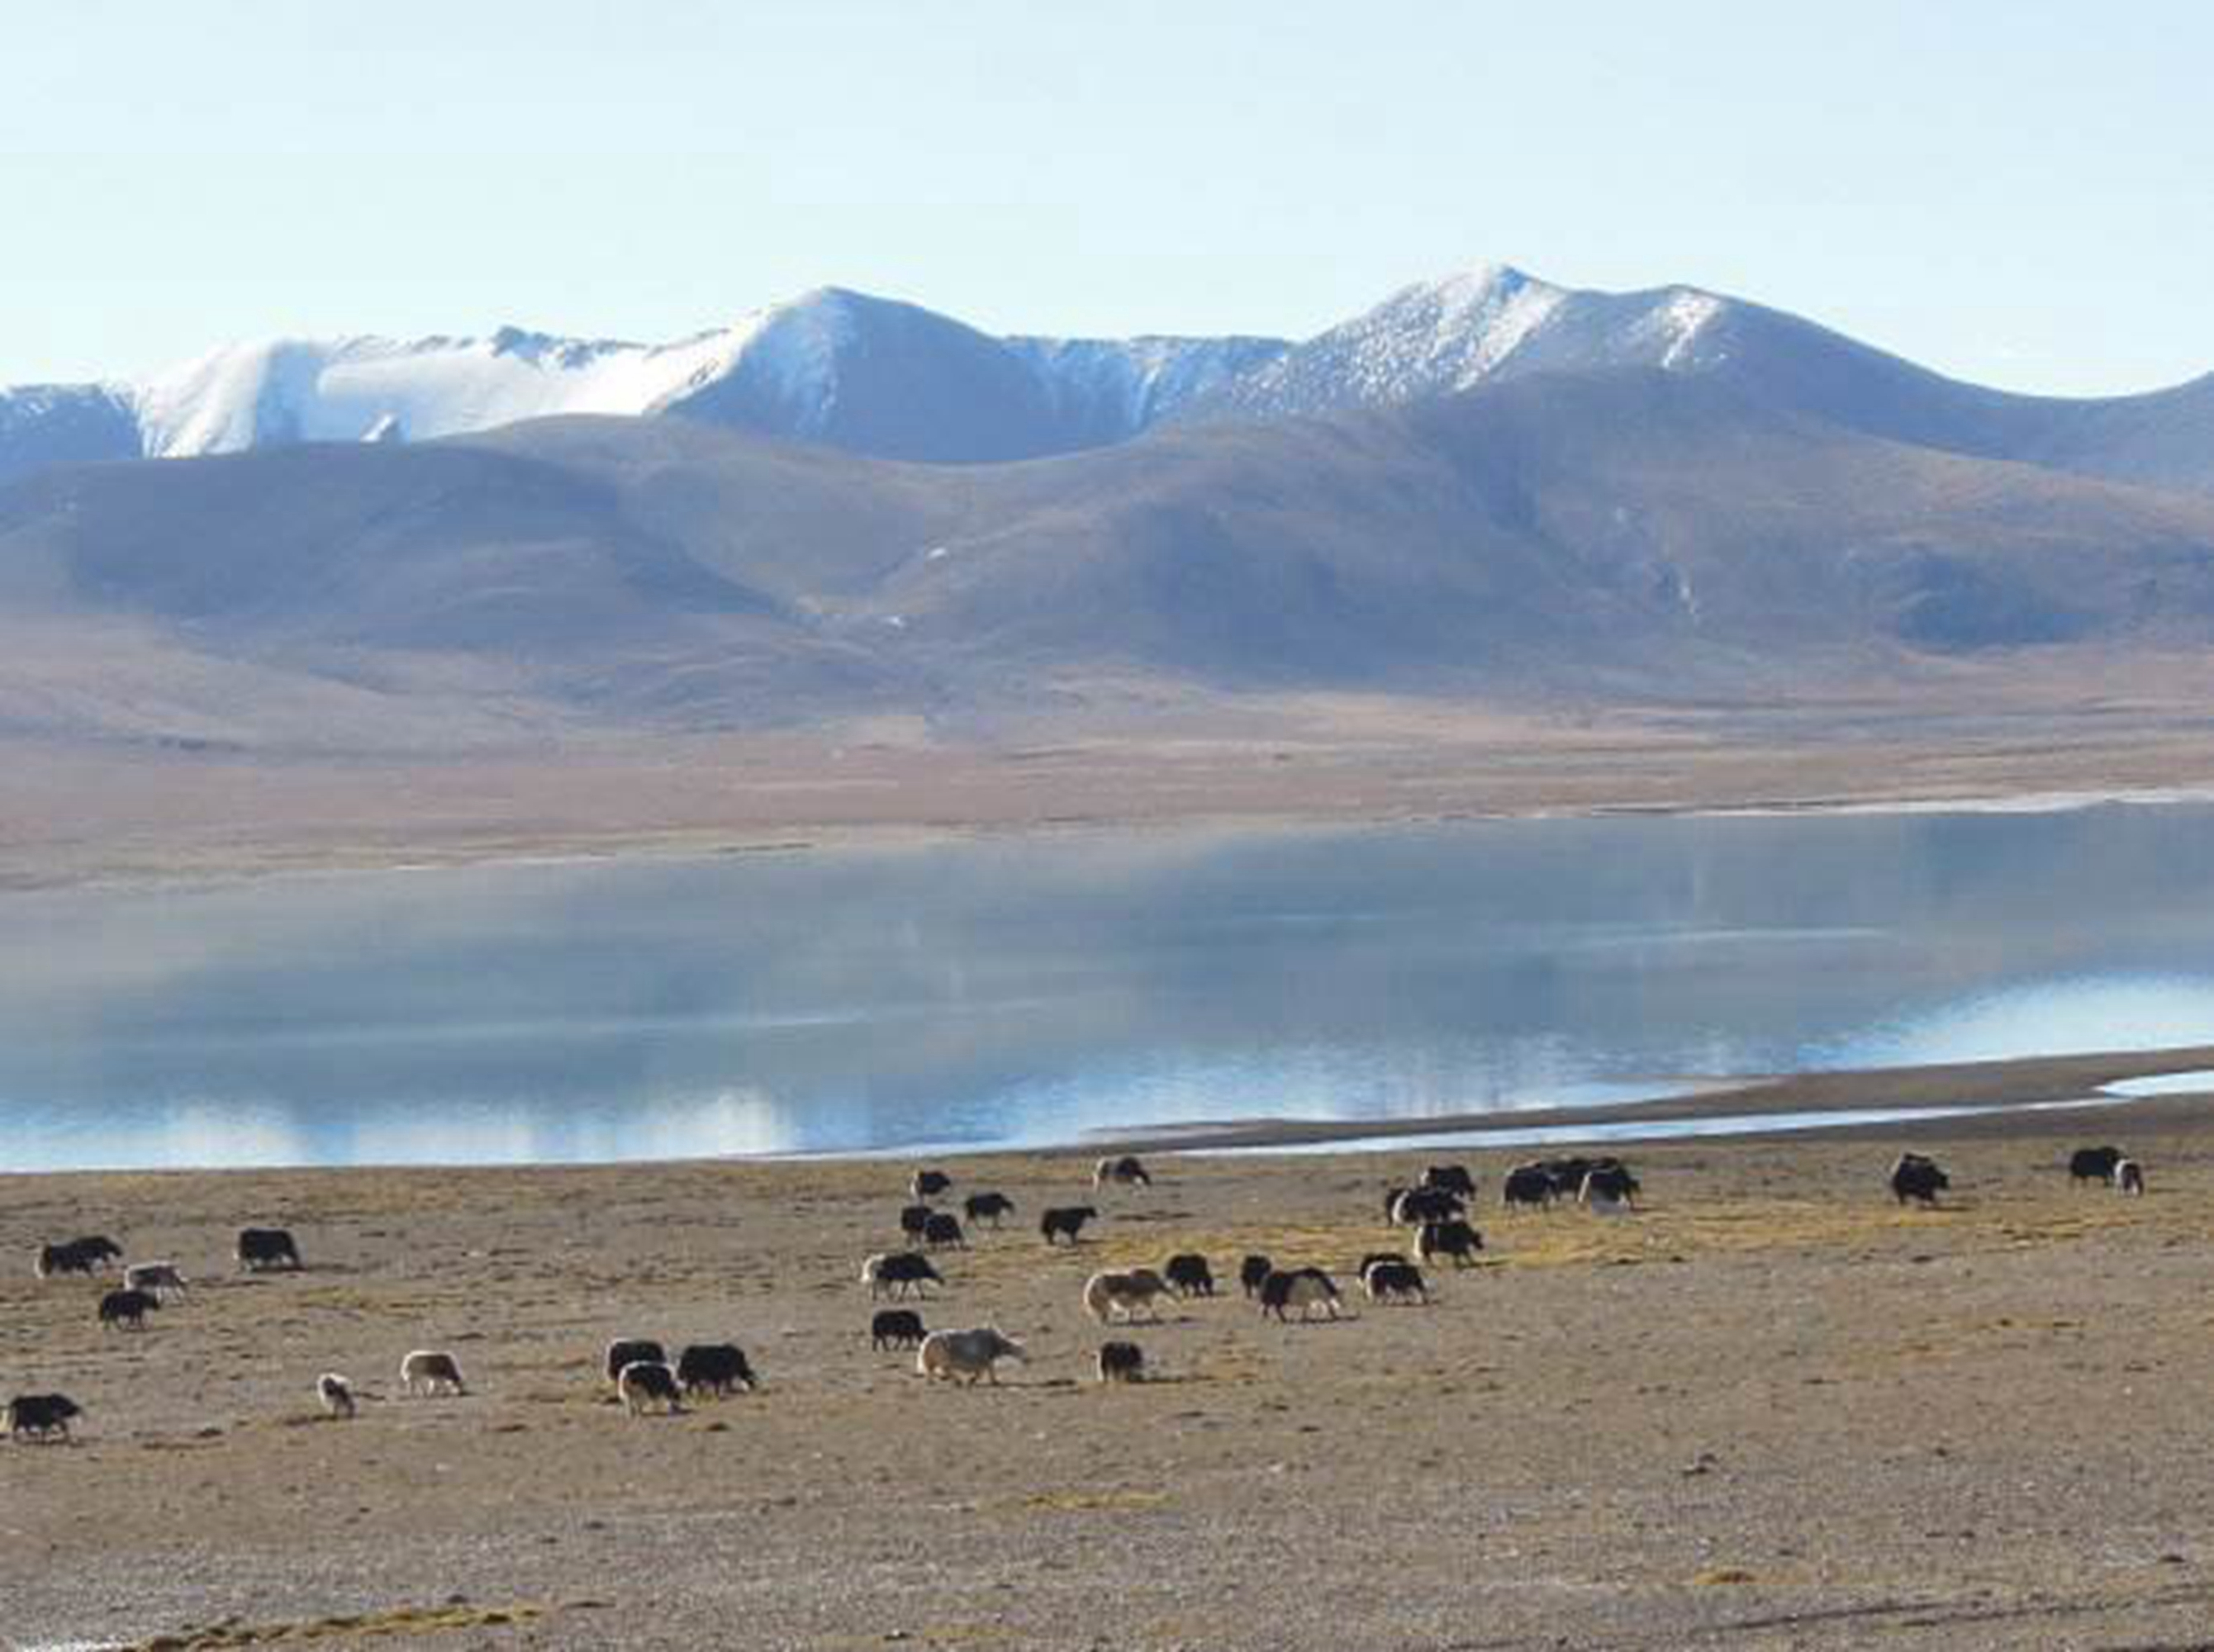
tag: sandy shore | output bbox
[7,1080,2214,1650]
[1098,1045,2214,1152]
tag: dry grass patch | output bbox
[1190,1341,1271,1384]
[1483,1187,2205,1269]
[134,1601,543,1646]
[1015,1487,1171,1513]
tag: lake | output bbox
[4,806,2214,1170]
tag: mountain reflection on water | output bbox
[2,807,2212,1170]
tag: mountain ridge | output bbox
[1,287,1285,482]
[7,264,2212,492]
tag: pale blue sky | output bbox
[6,2,2210,394]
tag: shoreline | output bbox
[1092,1043,2214,1152]
[8,1044,2213,1184]
[12,775,2214,900]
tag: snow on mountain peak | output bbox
[717,288,864,432]
[1648,288,1727,368]
[126,325,757,459]
[1162,263,1770,428]
[1005,331,1292,430]
[0,265,1776,481]
[115,287,964,461]
[1179,259,1572,421]
[1368,262,1570,385]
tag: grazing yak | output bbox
[35,1241,101,1279]
[917,1327,1026,1385]
[964,1191,1015,1228]
[911,1170,953,1200]
[1259,1267,1343,1322]
[1578,1165,1641,1208]
[1363,1259,1429,1304]
[1097,1341,1146,1384]
[400,1350,468,1397]
[1094,1155,1152,1189]
[2069,1146,2124,1185]
[1420,1165,1478,1199]
[39,1236,129,1278]
[862,1251,943,1299]
[1503,1164,1557,1209]
[898,1203,936,1245]
[72,1234,125,1269]
[1527,1156,1636,1202]
[1539,1157,1598,1197]
[1414,1220,1484,1266]
[1890,1152,1950,1208]
[605,1337,668,1385]
[235,1227,302,1271]
[871,1308,927,1350]
[922,1213,967,1250]
[97,1288,159,1331]
[2115,1157,2146,1196]
[1039,1206,1097,1246]
[1238,1254,1275,1298]
[1163,1252,1216,1298]
[677,1343,758,1397]
[617,1360,685,1417]
[1084,1268,1175,1324]
[124,1262,188,1299]
[36,1235,123,1278]
[1390,1187,1466,1227]
[317,1374,357,1419]
[4,1393,82,1442]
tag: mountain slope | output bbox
[1174,264,2214,495]
[845,370,2214,677]
[0,384,141,482]
[649,288,1281,463]
[1651,293,2214,495]
[10,370,2214,753]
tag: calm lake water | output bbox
[4,808,2214,1171]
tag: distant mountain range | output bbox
[7,265,2213,489]
[6,263,2214,756]
[0,287,1283,479]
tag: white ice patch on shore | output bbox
[2105,1069,2214,1096]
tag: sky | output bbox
[4,2,2211,395]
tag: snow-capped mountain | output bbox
[129,325,748,458]
[649,287,1287,463]
[4,265,2213,493]
[0,287,1285,484]
[1171,263,2214,495]
[1173,263,1767,424]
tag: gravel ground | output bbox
[5,1112,2213,1650]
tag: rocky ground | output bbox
[5,1104,2213,1650]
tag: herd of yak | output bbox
[3,1141,2151,1440]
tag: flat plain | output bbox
[6,1092,2213,1650]
[17,667,2214,893]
